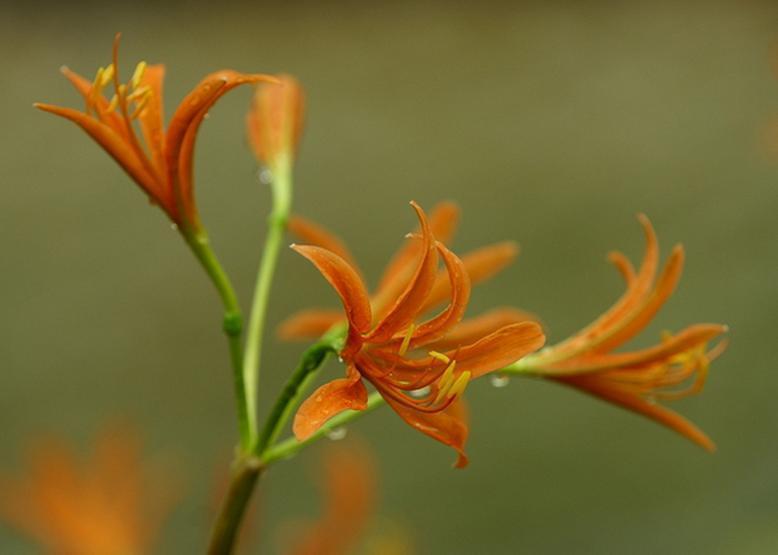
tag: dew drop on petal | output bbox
[490,375,510,388]
[325,427,347,441]
[410,386,431,398]
[258,168,273,185]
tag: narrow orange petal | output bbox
[292,245,372,356]
[367,202,439,342]
[277,309,345,341]
[593,244,684,353]
[383,394,470,468]
[374,201,460,302]
[293,366,368,440]
[167,71,277,225]
[60,67,129,135]
[287,215,361,272]
[553,214,660,354]
[541,323,726,375]
[35,103,170,215]
[450,322,545,378]
[608,250,636,285]
[420,241,518,313]
[424,307,541,351]
[388,241,471,349]
[137,64,167,180]
[554,376,715,451]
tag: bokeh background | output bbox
[1,1,777,553]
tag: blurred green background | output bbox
[1,1,776,553]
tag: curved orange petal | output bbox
[553,375,715,451]
[554,214,660,354]
[277,309,345,341]
[383,394,469,468]
[137,64,167,180]
[424,307,541,351]
[541,323,726,375]
[378,322,545,379]
[292,245,372,356]
[293,366,368,440]
[607,250,637,285]
[450,322,545,378]
[60,67,128,135]
[373,201,460,303]
[166,71,276,225]
[367,202,439,343]
[398,241,470,349]
[35,103,170,216]
[287,215,361,272]
[592,245,684,353]
[420,241,518,313]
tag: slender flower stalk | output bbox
[243,76,305,450]
[506,215,728,450]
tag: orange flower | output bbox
[246,74,305,168]
[284,201,545,467]
[515,215,727,451]
[286,443,376,555]
[0,425,178,555]
[35,34,276,231]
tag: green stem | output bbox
[206,456,263,555]
[254,343,332,455]
[243,160,293,450]
[261,392,385,466]
[185,230,250,450]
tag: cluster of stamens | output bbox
[394,324,471,408]
[87,61,151,120]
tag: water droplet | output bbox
[170,222,178,231]
[490,375,510,388]
[326,427,347,441]
[258,168,273,185]
[410,386,431,398]
[337,356,344,363]
[203,112,210,120]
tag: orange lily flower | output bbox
[285,201,545,467]
[35,35,276,231]
[246,74,305,169]
[287,443,376,555]
[0,426,178,555]
[516,215,727,451]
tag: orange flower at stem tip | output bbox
[0,425,178,555]
[246,74,305,169]
[282,201,545,467]
[515,215,728,451]
[35,34,277,232]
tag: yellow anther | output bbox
[127,85,151,101]
[101,64,115,86]
[433,361,457,405]
[130,92,151,119]
[131,61,147,89]
[429,351,451,364]
[398,323,416,356]
[448,370,471,399]
[106,94,119,113]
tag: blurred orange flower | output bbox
[0,425,178,555]
[246,74,305,168]
[518,215,727,450]
[35,35,275,231]
[287,444,376,555]
[284,201,545,467]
